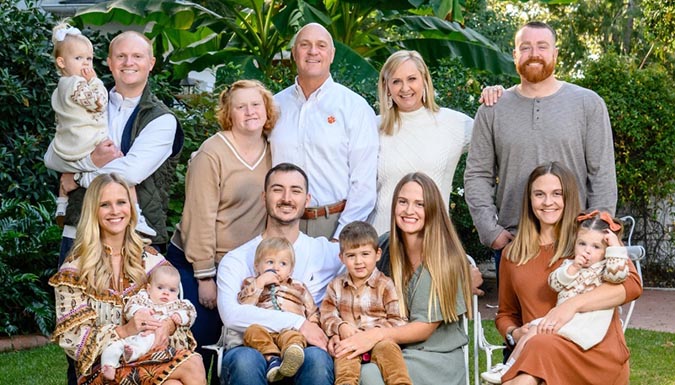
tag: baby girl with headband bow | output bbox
[47,23,156,237]
[482,209,631,384]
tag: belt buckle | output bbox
[304,207,319,219]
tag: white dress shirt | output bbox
[44,88,178,238]
[44,88,177,187]
[271,76,378,238]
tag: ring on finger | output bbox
[141,322,147,326]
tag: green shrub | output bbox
[0,1,58,204]
[575,53,675,209]
[168,92,222,230]
[0,199,61,336]
[574,53,675,286]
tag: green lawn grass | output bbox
[472,322,675,385]
[1,324,673,385]
[0,343,66,385]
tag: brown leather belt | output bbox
[302,200,347,220]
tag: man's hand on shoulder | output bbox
[299,320,328,351]
[479,85,505,106]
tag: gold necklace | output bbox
[105,246,126,291]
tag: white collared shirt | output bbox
[271,76,378,237]
[44,88,177,187]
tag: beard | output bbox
[517,56,556,83]
[265,199,303,226]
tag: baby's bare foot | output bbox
[123,345,133,362]
[102,365,116,381]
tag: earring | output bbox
[386,95,393,109]
[422,88,427,104]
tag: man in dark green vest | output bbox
[45,30,183,264]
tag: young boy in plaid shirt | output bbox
[320,221,412,385]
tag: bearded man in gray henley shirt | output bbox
[464,21,617,278]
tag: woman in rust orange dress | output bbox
[495,162,641,385]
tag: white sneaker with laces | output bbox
[55,197,68,217]
[481,363,511,384]
[55,197,69,227]
[136,214,157,237]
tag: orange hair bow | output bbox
[576,210,621,232]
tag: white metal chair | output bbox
[471,215,646,385]
[619,216,646,332]
[472,284,504,385]
[463,256,479,385]
[202,326,227,378]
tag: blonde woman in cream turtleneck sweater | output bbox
[369,50,473,234]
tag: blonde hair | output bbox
[388,172,472,321]
[506,162,581,266]
[149,264,180,284]
[69,173,148,295]
[254,237,296,272]
[378,50,439,136]
[216,80,279,136]
[51,22,93,74]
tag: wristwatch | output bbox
[73,172,82,187]
[506,328,516,348]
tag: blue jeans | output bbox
[493,248,502,290]
[221,346,334,385]
[166,243,222,384]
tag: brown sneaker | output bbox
[279,344,305,377]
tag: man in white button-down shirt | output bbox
[271,23,378,241]
[44,31,182,262]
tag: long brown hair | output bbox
[506,162,581,266]
[70,173,147,294]
[388,172,472,321]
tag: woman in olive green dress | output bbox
[331,172,473,385]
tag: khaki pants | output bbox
[243,324,306,357]
[334,339,412,385]
[300,213,340,239]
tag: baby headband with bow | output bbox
[54,26,82,42]
[576,209,621,232]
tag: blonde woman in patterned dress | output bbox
[50,173,206,385]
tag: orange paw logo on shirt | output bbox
[327,116,336,124]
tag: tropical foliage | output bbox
[71,0,517,85]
